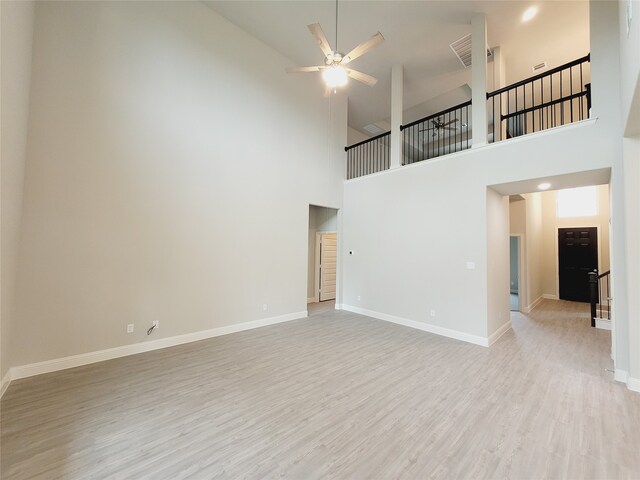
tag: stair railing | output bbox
[589,269,610,328]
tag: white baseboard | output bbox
[9,311,308,382]
[341,305,489,347]
[542,294,559,300]
[595,318,611,330]
[0,370,12,399]
[523,296,543,313]
[627,376,640,393]
[307,297,315,304]
[615,369,628,384]
[488,321,512,346]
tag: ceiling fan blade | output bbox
[442,119,459,127]
[285,66,324,73]
[307,23,333,58]
[346,68,378,87]
[341,32,385,64]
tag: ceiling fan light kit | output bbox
[285,0,384,95]
[323,65,348,88]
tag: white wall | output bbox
[623,135,640,384]
[618,0,640,386]
[1,1,35,381]
[342,117,616,343]
[618,0,640,135]
[487,188,510,337]
[589,0,628,373]
[11,1,346,368]
[524,193,544,308]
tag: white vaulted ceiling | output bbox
[204,1,589,133]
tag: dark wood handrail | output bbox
[400,100,472,131]
[345,130,390,151]
[500,90,588,121]
[487,53,590,99]
[597,270,610,279]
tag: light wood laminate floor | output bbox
[2,300,639,479]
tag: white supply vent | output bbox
[449,33,492,68]
[362,123,386,135]
[532,61,547,73]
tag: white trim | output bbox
[314,232,321,303]
[615,369,628,384]
[523,295,543,313]
[542,294,559,300]
[341,304,489,347]
[10,311,308,381]
[335,303,343,310]
[1,370,12,399]
[595,318,611,330]
[488,321,512,346]
[307,297,316,304]
[627,376,640,393]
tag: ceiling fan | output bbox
[420,118,459,137]
[285,1,384,95]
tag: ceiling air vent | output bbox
[532,61,547,73]
[449,33,492,68]
[362,123,386,135]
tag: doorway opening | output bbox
[308,205,338,314]
[510,236,521,311]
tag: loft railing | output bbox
[400,101,472,165]
[344,54,591,179]
[487,54,591,142]
[589,269,610,328]
[345,131,390,179]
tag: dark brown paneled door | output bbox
[558,227,598,302]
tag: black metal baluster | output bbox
[570,66,574,123]
[560,69,564,125]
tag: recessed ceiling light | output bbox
[538,182,551,190]
[522,6,538,22]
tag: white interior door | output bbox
[319,233,337,301]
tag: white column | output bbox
[492,46,507,140]
[390,64,403,169]
[492,46,505,90]
[471,13,488,148]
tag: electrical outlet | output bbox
[430,309,436,317]
[262,304,268,312]
[127,324,134,333]
[357,295,361,301]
